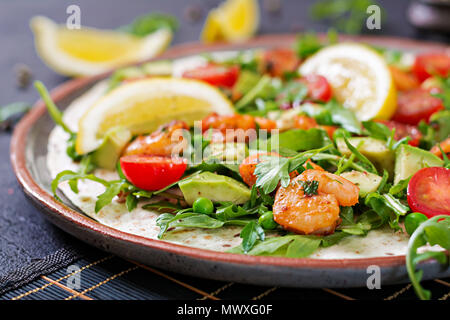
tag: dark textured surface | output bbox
[1,255,449,300]
[0,0,449,298]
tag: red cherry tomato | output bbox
[413,53,450,82]
[298,74,332,102]
[377,120,422,147]
[392,88,444,125]
[182,64,239,88]
[261,48,299,78]
[120,155,187,191]
[407,167,450,218]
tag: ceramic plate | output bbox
[11,34,450,288]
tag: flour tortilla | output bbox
[46,54,414,259]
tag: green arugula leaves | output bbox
[406,215,450,300]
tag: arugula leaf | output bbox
[338,207,372,235]
[235,76,277,109]
[377,169,389,193]
[389,177,411,197]
[312,152,368,173]
[34,81,73,134]
[365,192,409,230]
[276,81,308,107]
[343,137,378,174]
[285,237,321,258]
[215,202,249,221]
[169,214,225,229]
[125,193,138,212]
[323,99,361,134]
[240,220,265,253]
[35,81,86,161]
[294,32,323,59]
[406,215,450,300]
[95,181,128,213]
[143,201,182,213]
[229,232,352,257]
[362,121,391,141]
[120,13,178,37]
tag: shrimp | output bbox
[239,152,280,187]
[123,120,189,157]
[273,169,359,235]
[430,137,450,159]
[300,169,359,207]
[202,113,277,143]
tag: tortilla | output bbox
[46,54,413,259]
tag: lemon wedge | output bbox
[76,78,234,154]
[299,43,397,121]
[201,0,260,43]
[30,16,172,77]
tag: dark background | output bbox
[0,0,448,293]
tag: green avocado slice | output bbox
[179,172,251,205]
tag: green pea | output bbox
[193,197,214,214]
[258,211,278,230]
[405,212,428,235]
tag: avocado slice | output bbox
[336,137,395,176]
[394,144,443,184]
[179,172,251,205]
[340,170,382,197]
[204,142,249,164]
[91,127,131,170]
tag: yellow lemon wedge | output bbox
[201,0,260,43]
[299,43,397,121]
[30,16,172,77]
[76,78,235,154]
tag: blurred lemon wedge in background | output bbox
[76,78,234,154]
[201,0,260,43]
[30,16,172,77]
[299,43,397,121]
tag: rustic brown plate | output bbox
[10,34,450,288]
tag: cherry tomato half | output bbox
[377,120,422,147]
[407,167,450,218]
[182,64,239,88]
[261,48,299,78]
[413,53,450,82]
[298,74,332,102]
[392,88,444,125]
[120,155,187,191]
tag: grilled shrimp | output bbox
[239,152,280,187]
[273,169,359,235]
[201,113,277,142]
[300,169,359,207]
[124,120,189,157]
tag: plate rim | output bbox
[10,33,449,272]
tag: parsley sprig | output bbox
[254,144,333,194]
